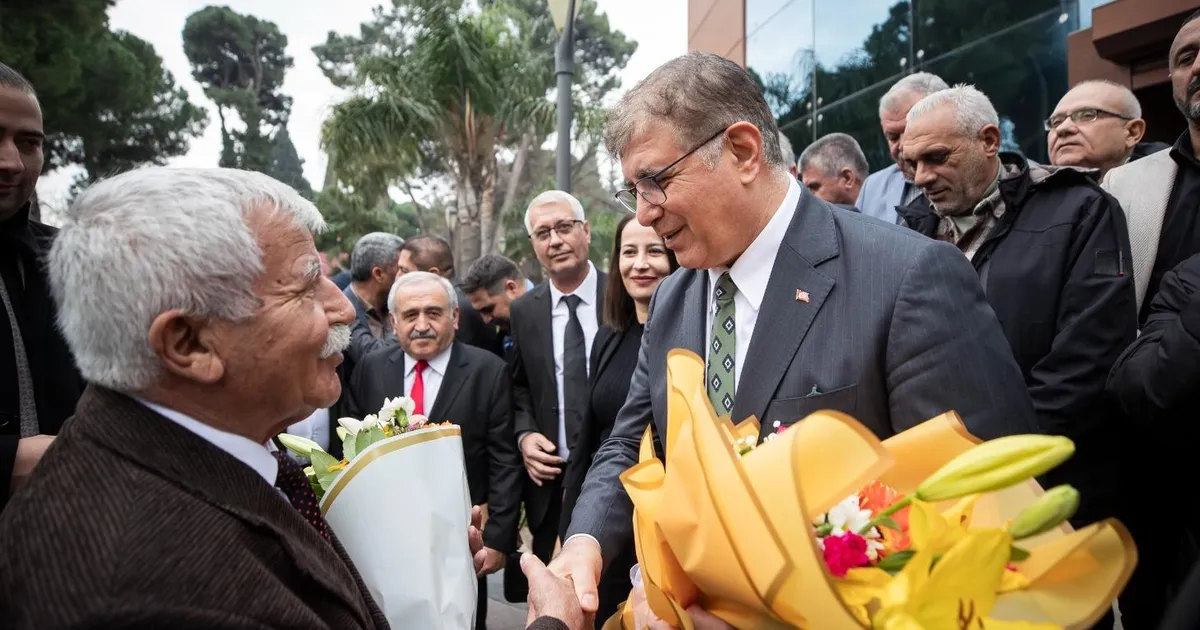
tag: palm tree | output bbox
[321,0,552,269]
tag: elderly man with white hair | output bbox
[856,71,949,223]
[798,132,870,209]
[0,167,592,630]
[1047,79,1156,177]
[897,85,1136,539]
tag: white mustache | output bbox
[320,324,351,359]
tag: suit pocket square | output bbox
[764,384,858,431]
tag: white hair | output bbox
[778,132,796,168]
[1071,79,1142,118]
[906,84,1000,137]
[387,271,459,314]
[524,190,585,235]
[879,72,950,116]
[48,167,324,393]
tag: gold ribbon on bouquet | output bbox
[603,350,1136,629]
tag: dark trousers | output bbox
[476,576,487,630]
[503,477,563,603]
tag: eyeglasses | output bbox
[614,127,727,212]
[1044,108,1133,131]
[529,219,584,242]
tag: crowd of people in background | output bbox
[6,8,1200,630]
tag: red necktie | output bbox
[411,360,429,415]
[273,451,330,540]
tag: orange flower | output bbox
[860,481,911,553]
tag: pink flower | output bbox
[822,531,871,577]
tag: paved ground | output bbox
[484,569,529,630]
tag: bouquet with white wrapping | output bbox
[279,396,476,630]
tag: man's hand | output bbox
[519,433,564,486]
[523,553,590,630]
[546,536,603,614]
[476,547,507,576]
[10,435,54,494]
[469,505,486,574]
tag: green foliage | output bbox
[183,5,293,173]
[0,0,206,180]
[268,126,313,199]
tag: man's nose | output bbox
[325,278,355,326]
[0,137,24,175]
[913,163,936,187]
[636,200,660,228]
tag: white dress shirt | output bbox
[135,398,278,486]
[405,345,453,414]
[705,178,802,393]
[548,261,600,460]
[286,407,331,454]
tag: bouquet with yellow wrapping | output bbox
[603,350,1136,629]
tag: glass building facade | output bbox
[745,0,1095,171]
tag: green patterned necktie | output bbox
[707,272,737,415]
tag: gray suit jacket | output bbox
[566,192,1037,560]
[855,163,907,224]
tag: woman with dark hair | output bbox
[559,213,678,626]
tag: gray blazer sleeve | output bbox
[884,241,1038,439]
[562,295,659,563]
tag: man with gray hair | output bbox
[857,71,949,223]
[1047,80,1154,177]
[349,270,523,630]
[898,85,1135,543]
[552,52,1036,625]
[798,132,869,209]
[347,232,405,341]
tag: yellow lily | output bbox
[873,529,1059,630]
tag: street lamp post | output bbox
[550,0,579,193]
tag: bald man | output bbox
[1047,80,1147,177]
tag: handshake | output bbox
[517,537,733,630]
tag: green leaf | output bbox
[876,549,916,573]
[815,522,833,537]
[368,425,386,446]
[336,427,349,442]
[875,517,902,531]
[1009,545,1031,562]
[354,428,373,456]
[343,433,358,461]
[310,450,342,490]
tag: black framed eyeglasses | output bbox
[529,219,584,242]
[1044,108,1133,131]
[614,127,727,212]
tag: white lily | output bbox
[380,396,416,422]
[360,413,381,431]
[338,416,364,435]
[278,433,323,458]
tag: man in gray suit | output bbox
[548,52,1037,620]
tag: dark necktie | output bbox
[561,294,588,453]
[273,451,330,540]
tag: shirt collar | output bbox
[406,344,453,376]
[1171,131,1200,171]
[549,261,598,307]
[134,398,278,486]
[708,178,802,313]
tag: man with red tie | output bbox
[347,271,523,630]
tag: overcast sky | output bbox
[36,0,687,209]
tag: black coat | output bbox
[347,342,522,555]
[509,275,608,530]
[899,153,1137,524]
[0,205,86,512]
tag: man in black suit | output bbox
[398,235,501,355]
[0,63,85,512]
[462,253,531,361]
[509,190,609,598]
[348,271,522,630]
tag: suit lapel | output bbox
[1128,153,1175,309]
[73,387,373,626]
[429,344,467,421]
[678,271,708,356]
[531,284,556,392]
[731,196,837,425]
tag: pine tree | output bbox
[268,126,313,199]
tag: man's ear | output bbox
[725,121,766,184]
[147,310,225,384]
[1125,119,1147,148]
[452,307,460,331]
[979,124,1002,157]
[427,266,441,277]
